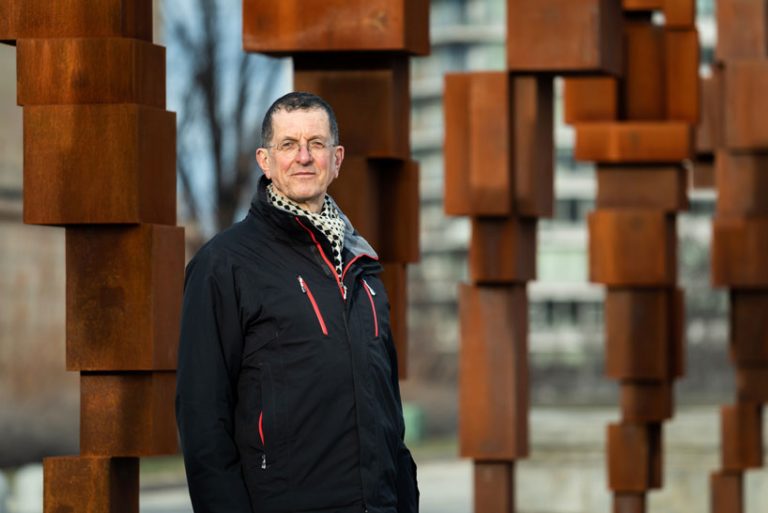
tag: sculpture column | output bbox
[567,1,697,511]
[444,1,623,511]
[710,1,768,511]
[1,1,182,511]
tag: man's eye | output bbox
[279,141,298,152]
[309,141,327,150]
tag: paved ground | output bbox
[140,459,472,513]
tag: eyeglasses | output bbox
[268,139,335,157]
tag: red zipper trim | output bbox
[295,217,346,299]
[342,253,380,280]
[258,411,265,445]
[361,279,379,337]
[299,276,329,335]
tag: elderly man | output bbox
[176,91,419,513]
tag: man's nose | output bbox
[295,144,313,163]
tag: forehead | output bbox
[271,108,331,139]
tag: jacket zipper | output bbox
[298,276,329,335]
[258,411,266,469]
[361,278,379,338]
[295,217,347,299]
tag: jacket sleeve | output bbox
[384,329,420,513]
[175,251,253,513]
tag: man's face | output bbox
[256,108,344,213]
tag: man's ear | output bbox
[333,145,345,178]
[256,148,271,178]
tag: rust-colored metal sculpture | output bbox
[568,2,697,511]
[443,0,624,510]
[242,0,429,375]
[2,0,182,511]
[709,1,768,511]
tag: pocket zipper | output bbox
[361,278,379,338]
[258,411,267,469]
[298,276,329,335]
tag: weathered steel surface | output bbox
[712,217,768,287]
[66,225,184,371]
[17,38,165,107]
[376,159,420,263]
[80,372,177,456]
[716,0,768,61]
[43,456,139,513]
[710,471,744,513]
[620,382,674,422]
[459,284,528,460]
[665,29,700,122]
[724,60,768,150]
[574,122,693,163]
[563,77,618,123]
[23,104,176,225]
[730,291,768,365]
[506,0,622,74]
[624,21,665,120]
[612,493,646,513]
[716,151,768,217]
[588,210,677,286]
[0,0,152,41]
[469,217,537,284]
[328,156,381,249]
[720,403,763,470]
[607,422,662,492]
[474,462,515,513]
[596,166,688,212]
[444,73,553,217]
[243,0,429,55]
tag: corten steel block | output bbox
[664,0,696,28]
[574,122,693,163]
[513,76,554,217]
[716,151,768,217]
[736,368,768,403]
[328,156,381,250]
[376,159,419,263]
[716,0,768,61]
[0,0,152,41]
[613,493,646,513]
[724,60,768,150]
[66,224,184,371]
[710,471,744,513]
[692,160,715,189]
[670,288,685,378]
[243,0,429,55]
[80,371,177,456]
[443,73,554,216]
[563,77,618,123]
[294,60,409,159]
[665,29,700,123]
[620,382,674,422]
[588,210,677,286]
[604,288,671,380]
[23,104,176,225]
[730,291,768,365]
[622,0,662,10]
[474,462,515,513]
[17,38,165,107]
[380,263,408,379]
[596,165,688,212]
[607,422,661,491]
[507,0,622,74]
[469,217,537,284]
[712,217,768,287]
[459,284,529,460]
[624,21,665,120]
[695,74,723,155]
[43,456,138,513]
[720,403,763,470]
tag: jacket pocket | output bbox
[361,278,379,338]
[258,363,277,470]
[298,276,329,335]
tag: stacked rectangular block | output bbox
[565,1,697,511]
[2,1,182,511]
[709,1,768,511]
[443,1,623,511]
[242,0,428,377]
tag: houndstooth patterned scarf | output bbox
[267,183,346,278]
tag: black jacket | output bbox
[176,177,419,513]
